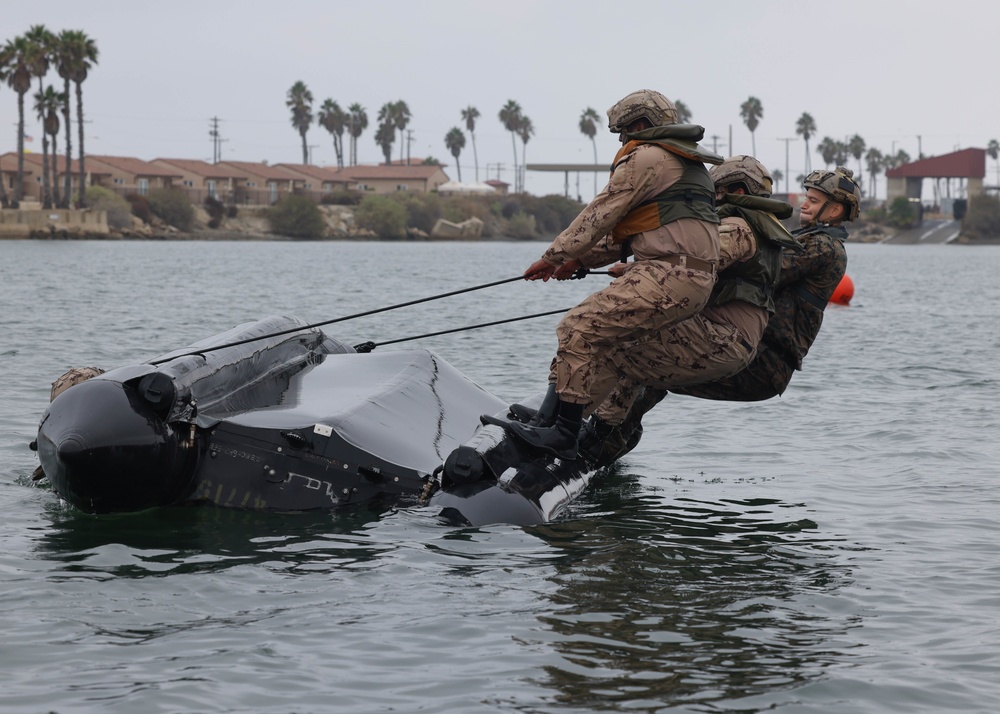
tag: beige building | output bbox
[338,164,450,194]
[3,150,453,208]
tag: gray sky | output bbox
[3,0,997,200]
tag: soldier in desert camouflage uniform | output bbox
[575,156,800,453]
[596,167,859,465]
[499,89,724,460]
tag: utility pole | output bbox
[308,145,319,164]
[777,137,797,194]
[710,135,726,154]
[406,130,414,166]
[208,116,223,164]
[917,134,923,159]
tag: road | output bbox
[882,218,960,244]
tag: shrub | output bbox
[124,193,152,223]
[148,188,195,231]
[204,195,226,229]
[506,210,538,239]
[85,186,133,230]
[226,204,239,218]
[885,196,918,228]
[267,194,326,238]
[354,194,408,238]
[394,192,442,233]
[962,194,1000,241]
[320,190,363,206]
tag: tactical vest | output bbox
[609,125,722,244]
[709,193,801,312]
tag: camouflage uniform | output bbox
[586,215,762,424]
[542,138,720,405]
[672,223,848,400]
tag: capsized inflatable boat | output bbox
[32,316,624,526]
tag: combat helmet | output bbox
[803,166,862,221]
[607,90,678,133]
[710,155,773,197]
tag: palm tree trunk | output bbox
[509,132,518,193]
[471,132,479,183]
[16,93,26,203]
[751,131,756,156]
[301,130,308,164]
[51,131,61,208]
[76,81,86,208]
[62,77,72,208]
[41,133,52,209]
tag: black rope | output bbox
[150,270,613,365]
[353,308,569,352]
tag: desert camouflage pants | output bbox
[589,313,757,425]
[550,260,715,404]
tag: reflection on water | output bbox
[35,501,398,577]
[528,469,858,710]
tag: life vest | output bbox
[609,125,723,244]
[708,194,801,312]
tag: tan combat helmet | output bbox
[607,90,678,133]
[710,155,774,197]
[803,166,862,221]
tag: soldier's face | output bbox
[799,188,832,225]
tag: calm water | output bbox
[2,239,998,714]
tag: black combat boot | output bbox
[577,415,616,465]
[508,383,558,425]
[504,400,583,460]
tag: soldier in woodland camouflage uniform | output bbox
[495,89,724,460]
[598,167,858,465]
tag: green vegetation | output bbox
[148,188,195,231]
[355,194,408,239]
[350,191,583,240]
[885,196,918,229]
[85,186,131,229]
[961,194,1000,241]
[267,193,326,238]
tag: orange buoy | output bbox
[830,274,854,305]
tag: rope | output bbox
[353,308,569,352]
[150,270,613,365]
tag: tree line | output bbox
[1,25,98,209]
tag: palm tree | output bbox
[347,103,368,166]
[58,30,98,207]
[739,96,763,155]
[286,81,313,164]
[579,107,600,196]
[864,147,883,200]
[817,137,838,168]
[772,168,784,189]
[1,35,34,203]
[499,100,522,192]
[848,134,866,182]
[375,119,395,165]
[444,127,465,182]
[391,100,411,163]
[318,99,346,168]
[796,112,816,173]
[988,139,999,186]
[461,106,480,181]
[34,86,65,208]
[53,31,76,206]
[25,24,54,204]
[674,99,692,124]
[43,87,66,208]
[518,116,534,195]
